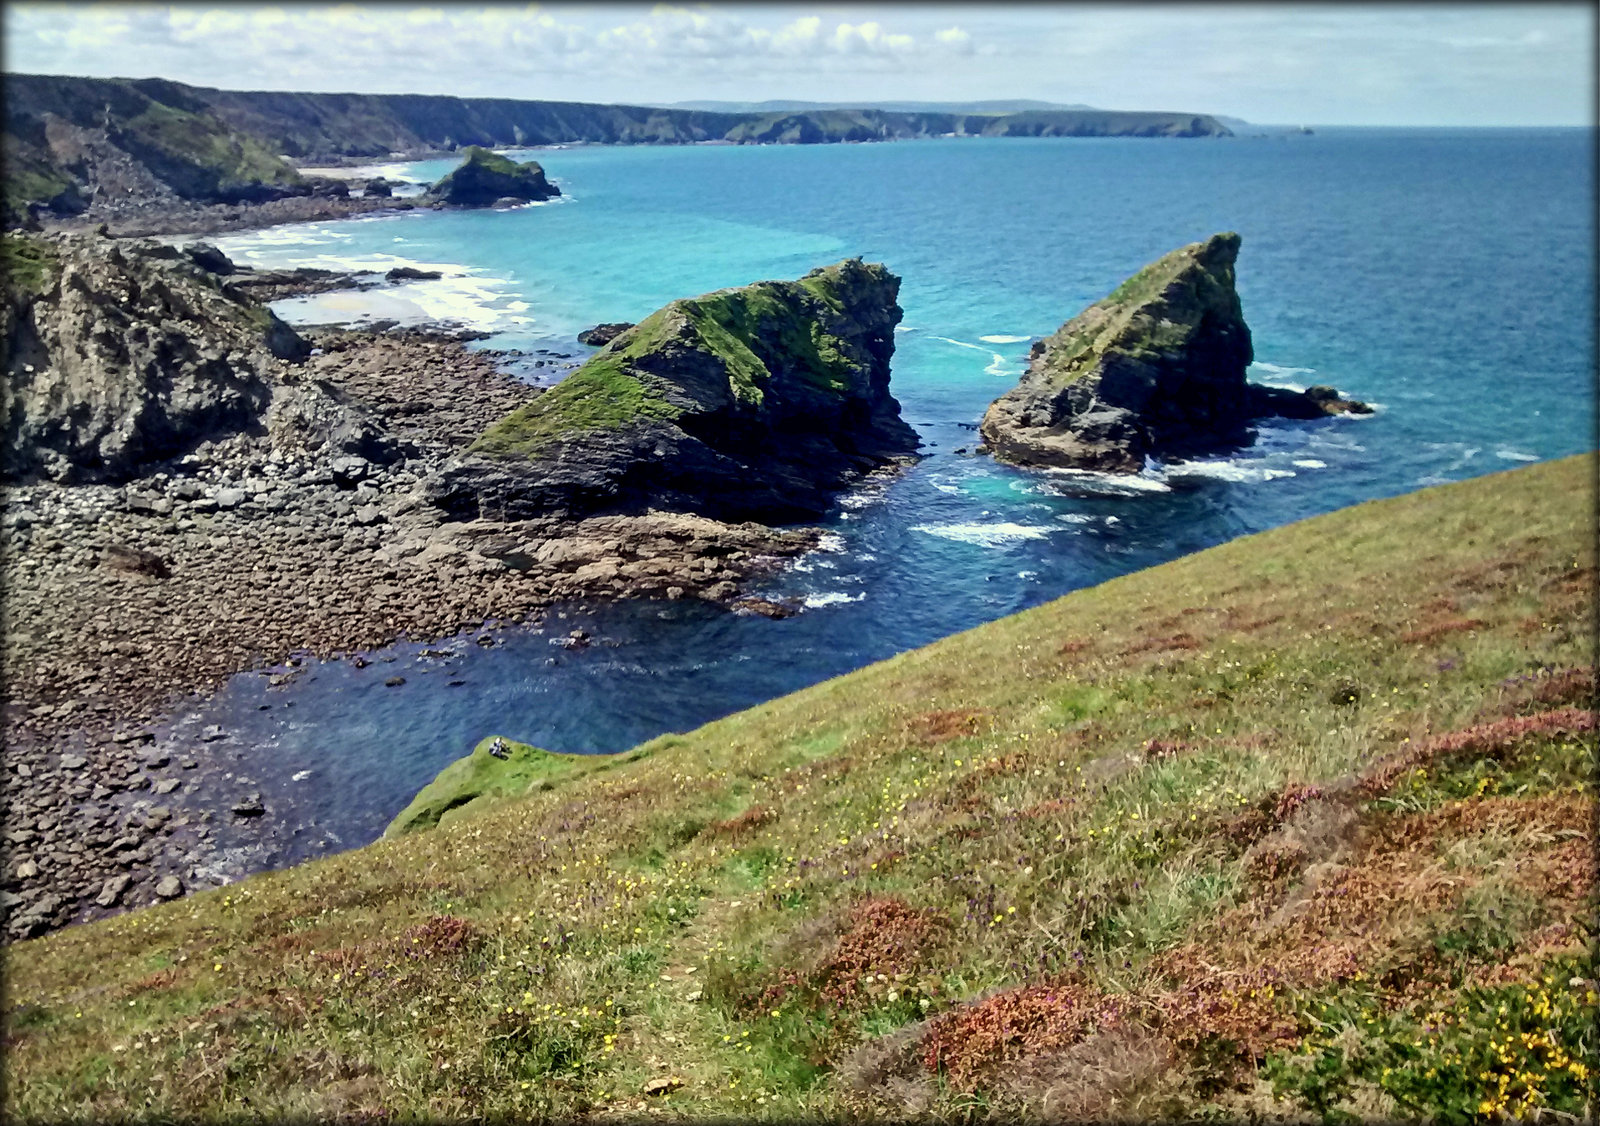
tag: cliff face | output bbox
[424,259,920,523]
[0,233,308,482]
[980,233,1367,473]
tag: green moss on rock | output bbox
[0,233,61,299]
[1034,233,1241,387]
[384,737,600,836]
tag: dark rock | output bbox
[102,544,171,578]
[577,322,634,347]
[185,242,235,274]
[386,266,443,282]
[231,794,264,817]
[424,258,919,524]
[980,233,1370,473]
[154,875,183,898]
[364,178,394,198]
[428,147,561,207]
[1248,382,1373,418]
[385,675,406,687]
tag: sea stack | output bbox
[428,146,560,207]
[423,258,920,523]
[980,232,1369,473]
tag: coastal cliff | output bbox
[4,73,1230,228]
[425,258,920,523]
[980,233,1369,473]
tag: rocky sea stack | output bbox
[980,233,1369,473]
[428,146,560,207]
[425,258,920,523]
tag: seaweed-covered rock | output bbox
[428,146,560,207]
[980,233,1368,473]
[0,232,309,482]
[423,258,920,523]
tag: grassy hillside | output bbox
[3,456,1594,1121]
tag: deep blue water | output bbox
[183,129,1592,878]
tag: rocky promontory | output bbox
[424,258,921,523]
[428,146,559,207]
[979,233,1370,473]
[1,231,311,482]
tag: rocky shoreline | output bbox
[1,313,820,942]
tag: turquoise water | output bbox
[189,130,1592,875]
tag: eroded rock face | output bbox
[424,258,920,523]
[980,233,1368,473]
[0,233,310,482]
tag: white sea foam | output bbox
[1494,448,1539,462]
[931,482,963,495]
[1292,459,1329,469]
[1017,570,1039,580]
[1055,513,1097,524]
[291,770,313,782]
[804,591,865,608]
[815,532,847,553]
[931,335,1020,377]
[980,334,1031,344]
[1034,468,1173,496]
[912,522,1055,547]
[1167,460,1297,483]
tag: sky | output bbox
[3,3,1593,126]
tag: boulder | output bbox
[979,233,1369,473]
[386,266,442,282]
[428,147,561,207]
[422,258,919,524]
[102,544,171,578]
[364,177,394,198]
[185,242,235,275]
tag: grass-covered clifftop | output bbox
[4,455,1594,1121]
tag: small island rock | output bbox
[429,147,560,207]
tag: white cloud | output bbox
[1,3,1591,124]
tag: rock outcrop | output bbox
[428,146,559,207]
[424,258,920,523]
[980,233,1369,473]
[0,232,313,482]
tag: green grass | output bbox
[0,233,61,298]
[385,737,597,836]
[3,455,1593,1122]
[117,100,301,195]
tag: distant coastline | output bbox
[3,72,1231,230]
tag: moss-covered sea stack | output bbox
[425,258,920,523]
[429,146,560,206]
[981,232,1369,473]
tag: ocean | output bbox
[184,128,1593,878]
